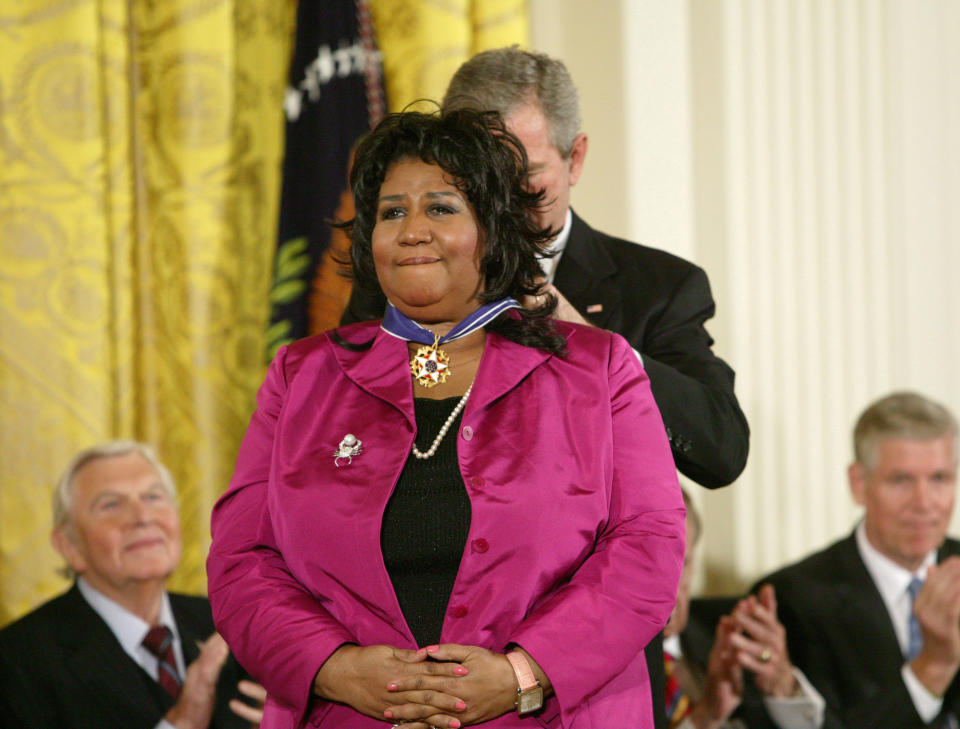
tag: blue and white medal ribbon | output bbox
[381,298,520,387]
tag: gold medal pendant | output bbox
[410,335,451,388]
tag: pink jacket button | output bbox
[472,538,489,553]
[452,605,469,618]
[461,425,474,441]
[470,476,485,489]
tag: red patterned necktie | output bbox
[664,651,692,728]
[142,625,182,698]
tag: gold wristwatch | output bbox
[507,650,544,715]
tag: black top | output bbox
[381,396,472,647]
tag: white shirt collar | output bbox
[77,577,185,676]
[855,520,935,653]
[538,209,573,284]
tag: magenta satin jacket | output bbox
[207,320,684,728]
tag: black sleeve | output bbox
[637,266,749,488]
[0,649,60,728]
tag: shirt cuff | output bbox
[762,668,826,729]
[902,663,943,722]
[157,720,177,729]
[632,347,644,367]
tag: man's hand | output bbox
[522,282,591,326]
[910,556,960,696]
[729,585,798,698]
[690,615,744,729]
[229,679,266,728]
[165,632,230,729]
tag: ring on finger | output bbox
[759,647,772,663]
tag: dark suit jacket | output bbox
[741,532,960,729]
[0,584,250,729]
[342,210,749,489]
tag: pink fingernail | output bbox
[387,682,399,691]
[384,710,394,719]
[455,700,467,710]
[450,721,461,728]
[416,647,427,655]
[454,666,468,676]
[427,644,439,653]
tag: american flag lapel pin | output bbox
[586,303,603,314]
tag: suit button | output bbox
[461,426,474,441]
[452,605,468,618]
[470,476,485,489]
[471,538,489,553]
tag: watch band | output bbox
[507,650,543,715]
[506,651,537,691]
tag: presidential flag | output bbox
[267,0,384,360]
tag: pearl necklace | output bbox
[411,384,473,460]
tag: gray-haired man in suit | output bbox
[744,392,960,729]
[0,441,264,729]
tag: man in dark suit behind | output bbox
[0,441,263,729]
[342,46,749,491]
[742,391,960,729]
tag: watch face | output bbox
[517,686,544,714]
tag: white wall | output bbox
[530,0,960,593]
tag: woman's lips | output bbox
[397,256,441,266]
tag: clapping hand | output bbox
[729,585,797,698]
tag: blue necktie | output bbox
[907,577,924,661]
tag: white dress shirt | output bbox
[77,577,185,729]
[855,520,941,722]
[536,209,572,284]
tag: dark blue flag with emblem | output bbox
[267,0,384,360]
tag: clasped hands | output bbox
[691,585,797,729]
[313,643,520,728]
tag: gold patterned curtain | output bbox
[371,0,528,111]
[0,0,295,625]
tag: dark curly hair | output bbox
[336,108,566,356]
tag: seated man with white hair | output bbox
[0,440,264,729]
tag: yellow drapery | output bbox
[0,0,526,626]
[0,0,295,625]
[371,0,528,111]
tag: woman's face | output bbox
[372,157,484,324]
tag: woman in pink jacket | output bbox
[207,109,684,728]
